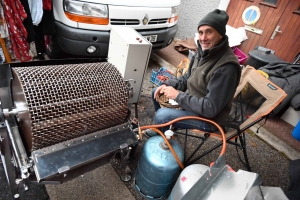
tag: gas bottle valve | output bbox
[160,129,174,150]
[164,129,174,140]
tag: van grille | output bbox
[110,19,140,25]
[148,18,168,24]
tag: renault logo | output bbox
[142,14,149,25]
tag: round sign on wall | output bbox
[242,6,261,25]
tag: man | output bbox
[145,9,241,137]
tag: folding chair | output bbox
[175,66,287,171]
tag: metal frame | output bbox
[31,123,138,183]
[175,88,268,171]
[0,59,139,199]
[175,65,287,172]
[0,126,21,199]
[0,63,31,198]
[176,117,265,171]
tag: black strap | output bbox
[256,115,269,133]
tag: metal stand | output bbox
[119,143,132,182]
[0,127,20,199]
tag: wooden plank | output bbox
[278,16,300,61]
[257,0,290,48]
[240,1,256,53]
[254,6,274,48]
[226,0,238,25]
[275,2,300,58]
[228,0,244,27]
[246,0,269,52]
[256,8,277,47]
[233,0,249,28]
[267,0,297,51]
[248,6,273,51]
[286,37,300,63]
[281,1,300,62]
[273,16,297,57]
[233,0,253,53]
[265,0,300,62]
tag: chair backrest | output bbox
[228,66,287,131]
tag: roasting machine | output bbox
[0,27,152,199]
[0,59,141,199]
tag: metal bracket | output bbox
[119,143,132,182]
[245,25,263,35]
[5,120,31,179]
[0,102,5,124]
[2,108,18,119]
[0,129,20,199]
[124,79,134,99]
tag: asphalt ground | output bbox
[1,54,299,200]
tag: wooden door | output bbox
[226,0,300,63]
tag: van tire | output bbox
[45,35,63,59]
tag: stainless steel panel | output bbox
[32,123,138,182]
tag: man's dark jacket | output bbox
[164,36,241,121]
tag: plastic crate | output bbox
[232,47,247,64]
[150,67,174,86]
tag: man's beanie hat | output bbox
[198,9,229,36]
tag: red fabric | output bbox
[43,0,52,11]
[3,0,32,62]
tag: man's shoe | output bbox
[144,129,158,137]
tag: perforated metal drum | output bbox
[11,62,129,151]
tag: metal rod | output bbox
[239,133,251,171]
[187,117,265,165]
[184,129,188,163]
[0,128,19,198]
[5,120,30,179]
[134,103,138,119]
[186,134,209,164]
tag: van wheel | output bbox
[44,35,63,59]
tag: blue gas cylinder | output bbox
[135,135,184,199]
[292,120,300,141]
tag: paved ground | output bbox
[1,47,300,199]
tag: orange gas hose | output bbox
[139,116,227,168]
[151,127,184,169]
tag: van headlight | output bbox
[64,0,109,25]
[168,6,179,23]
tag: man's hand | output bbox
[158,86,179,100]
[154,85,166,100]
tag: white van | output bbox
[46,0,181,58]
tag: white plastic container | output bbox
[168,164,209,200]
